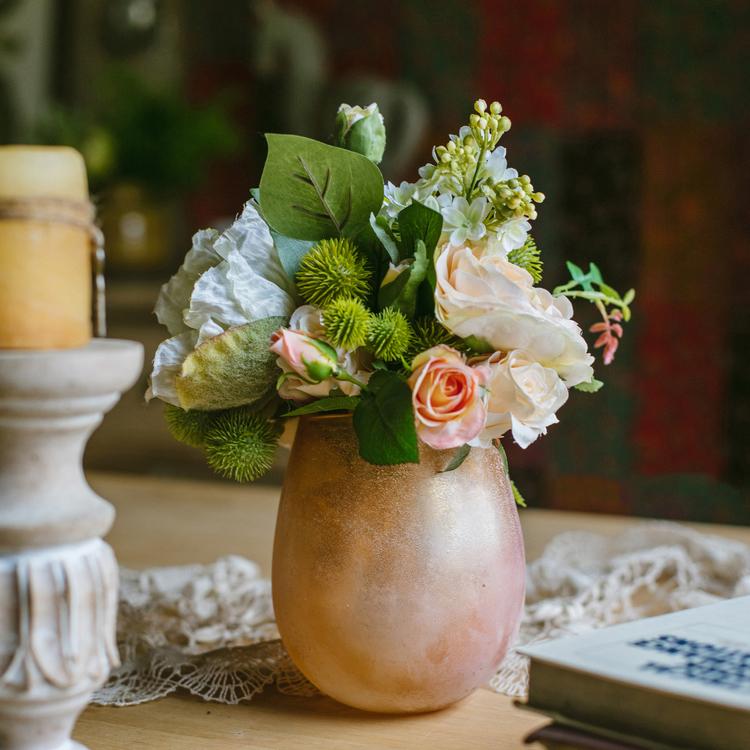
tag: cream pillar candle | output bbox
[0,146,93,348]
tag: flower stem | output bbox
[335,371,368,389]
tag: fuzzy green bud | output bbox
[323,296,370,349]
[367,308,412,361]
[335,103,386,164]
[204,410,279,483]
[296,238,371,307]
[164,404,214,448]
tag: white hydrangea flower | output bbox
[382,180,419,219]
[441,196,490,246]
[495,217,531,253]
[482,146,518,183]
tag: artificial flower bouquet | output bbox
[148,99,634,499]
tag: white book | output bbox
[519,596,750,750]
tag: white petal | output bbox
[154,229,221,336]
[214,202,294,296]
[185,250,295,345]
[147,331,198,406]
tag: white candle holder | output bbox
[0,339,143,750]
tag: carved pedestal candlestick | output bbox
[0,340,143,750]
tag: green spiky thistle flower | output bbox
[507,235,543,284]
[367,308,412,361]
[164,404,214,448]
[323,296,371,349]
[204,409,279,483]
[296,238,371,307]
[406,317,463,362]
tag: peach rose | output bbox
[407,345,488,450]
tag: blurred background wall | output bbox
[1,0,748,522]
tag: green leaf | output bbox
[353,370,419,465]
[495,442,526,507]
[566,260,585,281]
[270,229,314,281]
[598,282,622,301]
[285,396,360,417]
[622,288,636,306]
[588,262,603,285]
[176,317,286,410]
[496,441,509,474]
[439,444,471,472]
[259,134,384,241]
[511,481,527,508]
[398,200,443,262]
[369,213,399,264]
[377,240,428,317]
[574,378,604,393]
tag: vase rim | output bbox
[298,411,353,422]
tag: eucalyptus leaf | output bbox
[259,134,384,241]
[285,396,360,417]
[175,317,286,410]
[270,229,314,281]
[439,444,471,473]
[353,370,418,465]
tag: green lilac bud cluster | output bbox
[483,173,545,224]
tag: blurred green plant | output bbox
[36,69,239,193]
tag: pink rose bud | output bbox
[407,345,488,450]
[270,329,339,384]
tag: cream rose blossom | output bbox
[434,241,594,387]
[407,345,488,450]
[470,350,568,449]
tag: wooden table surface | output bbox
[73,472,750,750]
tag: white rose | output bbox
[470,351,568,449]
[434,241,594,386]
[276,305,372,401]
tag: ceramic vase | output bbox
[272,415,525,713]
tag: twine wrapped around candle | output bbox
[0,196,107,337]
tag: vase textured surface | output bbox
[272,415,525,713]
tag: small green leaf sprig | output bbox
[554,261,635,367]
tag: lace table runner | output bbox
[92,522,750,706]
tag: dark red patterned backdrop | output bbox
[184,0,750,523]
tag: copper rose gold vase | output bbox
[272,415,525,713]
